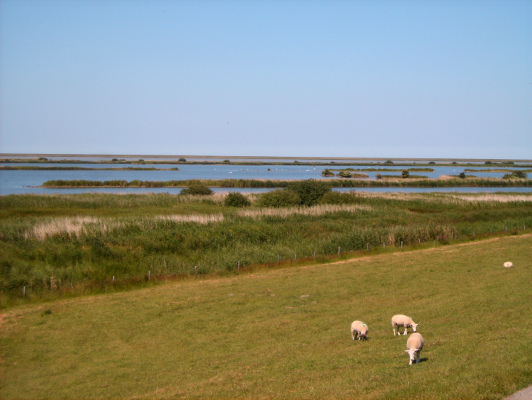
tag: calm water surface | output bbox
[1,163,530,195]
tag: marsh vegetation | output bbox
[1,188,531,307]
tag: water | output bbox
[1,162,530,195]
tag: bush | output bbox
[286,179,331,206]
[321,169,334,177]
[180,185,213,195]
[503,171,527,179]
[224,192,251,207]
[257,189,300,208]
[402,170,410,179]
[338,171,352,178]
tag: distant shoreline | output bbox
[2,153,532,163]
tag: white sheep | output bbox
[504,261,513,268]
[350,320,369,341]
[405,332,424,365]
[391,314,418,336]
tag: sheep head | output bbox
[405,349,417,365]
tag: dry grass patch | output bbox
[236,204,371,219]
[450,194,532,203]
[25,216,106,240]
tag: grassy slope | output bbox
[1,234,531,399]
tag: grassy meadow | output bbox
[1,233,531,399]
[1,191,532,307]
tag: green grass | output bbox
[1,234,531,399]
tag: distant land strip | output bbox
[0,166,178,171]
[41,178,531,189]
[2,157,532,168]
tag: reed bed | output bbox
[1,192,531,306]
[41,176,531,188]
[24,216,104,240]
[236,204,371,219]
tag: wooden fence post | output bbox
[194,266,198,278]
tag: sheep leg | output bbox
[416,352,420,364]
[403,326,408,335]
[393,325,396,336]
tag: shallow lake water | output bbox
[1,162,530,195]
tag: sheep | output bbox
[504,261,513,268]
[350,320,369,341]
[391,314,418,336]
[405,332,424,365]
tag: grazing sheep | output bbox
[504,261,513,268]
[405,332,424,365]
[392,314,418,336]
[350,320,369,341]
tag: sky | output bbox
[1,0,531,159]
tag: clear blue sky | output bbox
[1,0,531,159]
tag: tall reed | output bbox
[1,192,531,306]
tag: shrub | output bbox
[402,170,410,179]
[257,189,300,208]
[338,171,352,178]
[503,171,527,179]
[321,169,334,177]
[224,192,251,207]
[459,172,466,179]
[286,179,331,206]
[180,185,213,195]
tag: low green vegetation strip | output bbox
[0,166,178,171]
[41,177,531,188]
[1,191,531,308]
[1,235,530,399]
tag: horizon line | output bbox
[1,153,532,163]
